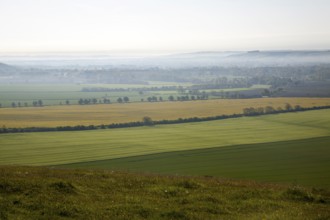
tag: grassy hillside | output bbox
[62,137,330,188]
[0,166,329,220]
[1,97,330,127]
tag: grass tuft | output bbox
[284,186,330,204]
[49,181,76,194]
[178,180,202,189]
[161,210,189,220]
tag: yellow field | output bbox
[1,98,330,128]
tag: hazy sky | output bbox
[1,0,330,54]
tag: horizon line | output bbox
[0,49,329,57]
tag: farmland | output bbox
[1,109,329,187]
[1,58,330,219]
[0,83,262,107]
[1,97,330,128]
[0,83,190,107]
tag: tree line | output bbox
[1,105,329,134]
[3,94,209,108]
[142,95,208,102]
[3,100,72,108]
[8,100,44,108]
[76,95,209,105]
[242,103,300,116]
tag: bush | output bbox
[143,116,154,126]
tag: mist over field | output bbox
[1,50,330,101]
[1,50,330,67]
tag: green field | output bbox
[0,83,163,106]
[0,83,267,107]
[1,109,330,187]
[0,83,185,106]
[63,137,330,188]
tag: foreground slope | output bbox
[0,166,329,220]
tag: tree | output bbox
[177,86,185,94]
[285,103,293,111]
[159,96,163,102]
[123,96,129,103]
[78,98,84,105]
[262,89,271,96]
[117,97,123,103]
[0,103,2,108]
[243,107,256,116]
[265,106,275,114]
[38,100,43,106]
[257,107,264,114]
[92,98,97,104]
[277,107,283,112]
[294,105,302,111]
[11,102,16,108]
[142,116,154,126]
[168,95,174,101]
[66,100,70,105]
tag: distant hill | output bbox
[160,50,330,67]
[0,62,18,75]
[226,50,330,60]
[0,62,11,69]
[1,50,329,68]
[0,62,13,68]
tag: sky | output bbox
[0,0,330,54]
